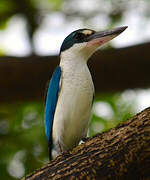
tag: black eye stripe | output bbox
[74,31,95,40]
[74,33,85,40]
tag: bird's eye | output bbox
[74,33,86,40]
[74,30,95,41]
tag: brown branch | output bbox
[23,107,150,180]
[1,42,150,102]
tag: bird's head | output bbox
[60,26,127,61]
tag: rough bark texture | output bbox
[23,107,150,180]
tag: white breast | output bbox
[52,58,94,151]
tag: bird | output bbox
[44,26,127,160]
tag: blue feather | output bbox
[44,66,61,143]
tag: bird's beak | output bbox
[87,26,128,47]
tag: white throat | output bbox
[60,42,96,67]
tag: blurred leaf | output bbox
[49,0,63,10]
[0,47,5,55]
[0,0,15,14]
[0,18,9,29]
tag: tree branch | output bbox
[1,42,150,102]
[23,107,150,180]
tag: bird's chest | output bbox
[53,64,94,149]
[61,65,94,107]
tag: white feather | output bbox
[52,43,95,157]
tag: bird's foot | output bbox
[81,137,90,143]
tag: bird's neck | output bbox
[59,51,88,70]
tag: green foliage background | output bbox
[0,91,139,179]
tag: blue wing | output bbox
[44,66,61,146]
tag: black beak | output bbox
[87,26,128,42]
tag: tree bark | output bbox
[23,107,150,180]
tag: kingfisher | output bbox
[45,26,127,160]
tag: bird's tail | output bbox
[48,146,52,160]
[48,143,60,160]
[48,140,53,160]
